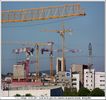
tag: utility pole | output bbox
[6,80,11,97]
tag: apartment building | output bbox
[71,64,88,88]
[71,72,79,91]
[84,69,95,91]
[71,64,105,91]
[95,72,105,91]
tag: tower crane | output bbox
[30,42,54,80]
[41,42,54,80]
[42,23,72,72]
[2,3,86,81]
[2,41,54,81]
[2,4,85,23]
[13,47,34,81]
[88,42,93,71]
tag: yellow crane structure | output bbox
[2,3,86,80]
[2,41,54,80]
[42,23,71,72]
[34,42,54,80]
[2,4,85,23]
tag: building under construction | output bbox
[2,3,86,88]
[13,64,26,81]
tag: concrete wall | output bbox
[71,64,83,88]
[2,89,50,97]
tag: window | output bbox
[72,83,76,85]
[72,79,76,81]
[86,76,88,77]
[62,75,64,77]
[100,84,105,86]
[91,75,92,78]
[100,80,105,82]
[86,72,88,73]
[100,76,105,77]
[86,80,88,82]
[91,80,92,82]
[91,84,92,86]
[86,84,88,86]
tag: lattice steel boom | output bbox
[2,4,85,23]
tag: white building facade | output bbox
[71,73,79,91]
[2,86,63,97]
[95,72,105,91]
[71,67,105,92]
[84,69,95,91]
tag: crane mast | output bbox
[88,42,93,71]
[36,44,40,80]
[41,42,54,80]
[61,23,66,71]
[50,43,53,79]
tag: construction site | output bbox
[1,2,105,97]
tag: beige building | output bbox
[55,71,71,87]
[71,72,79,91]
[13,64,26,80]
[71,64,88,88]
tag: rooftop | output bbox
[8,84,62,91]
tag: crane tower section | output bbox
[88,42,93,70]
[2,4,85,23]
[88,43,92,56]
